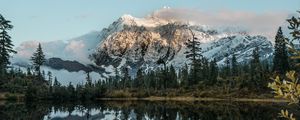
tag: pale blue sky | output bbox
[1,0,299,46]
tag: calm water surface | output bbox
[0,100,299,120]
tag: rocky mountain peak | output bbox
[90,15,274,75]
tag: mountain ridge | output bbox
[91,15,273,75]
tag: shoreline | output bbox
[0,92,289,103]
[96,97,289,103]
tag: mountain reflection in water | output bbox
[0,100,299,120]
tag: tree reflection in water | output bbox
[0,100,299,120]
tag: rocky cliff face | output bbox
[90,15,273,75]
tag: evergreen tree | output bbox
[180,63,189,87]
[114,67,121,88]
[48,72,53,94]
[184,28,203,86]
[31,43,46,76]
[209,58,218,85]
[135,68,144,88]
[27,67,32,76]
[250,47,263,89]
[224,54,231,77]
[147,70,156,89]
[16,67,22,77]
[231,54,238,76]
[168,65,178,88]
[47,71,52,81]
[162,67,168,89]
[156,58,168,89]
[86,72,92,87]
[202,58,209,83]
[42,70,46,80]
[262,60,271,74]
[67,82,76,99]
[273,27,289,74]
[53,77,60,93]
[47,71,52,87]
[0,14,16,76]
[122,66,131,88]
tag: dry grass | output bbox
[97,87,288,103]
[0,92,25,101]
[97,96,289,103]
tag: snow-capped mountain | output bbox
[12,14,274,85]
[90,14,273,74]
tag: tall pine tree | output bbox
[31,43,46,76]
[273,27,289,74]
[135,68,144,88]
[180,63,189,87]
[86,72,92,87]
[184,28,203,86]
[224,54,231,77]
[209,58,218,85]
[0,14,16,76]
[122,66,131,88]
[168,65,178,88]
[231,54,238,76]
[250,47,263,89]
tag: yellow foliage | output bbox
[269,71,299,120]
[279,109,296,120]
[268,71,300,104]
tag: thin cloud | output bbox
[12,40,89,65]
[149,8,291,40]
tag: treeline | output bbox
[2,48,273,101]
[98,47,271,96]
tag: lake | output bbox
[0,100,299,120]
